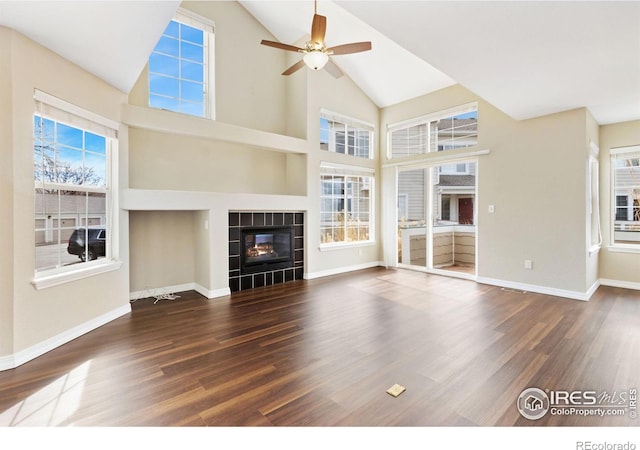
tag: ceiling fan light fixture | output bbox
[303,50,329,70]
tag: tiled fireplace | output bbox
[228,211,304,292]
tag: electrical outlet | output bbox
[524,259,533,270]
[488,205,495,213]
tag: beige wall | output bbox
[381,85,593,295]
[129,211,196,292]
[129,128,289,194]
[0,27,14,356]
[599,120,640,285]
[1,29,130,360]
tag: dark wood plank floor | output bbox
[0,267,638,427]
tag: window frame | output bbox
[319,163,375,250]
[609,145,640,252]
[586,141,602,256]
[387,103,478,160]
[148,8,215,119]
[320,110,374,160]
[32,90,121,290]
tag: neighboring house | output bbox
[614,156,640,242]
[398,117,478,226]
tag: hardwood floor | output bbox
[0,267,639,427]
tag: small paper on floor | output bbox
[386,383,406,398]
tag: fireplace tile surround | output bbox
[229,211,304,292]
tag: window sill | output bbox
[607,245,640,255]
[319,241,376,252]
[31,260,123,290]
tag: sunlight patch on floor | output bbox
[0,360,91,426]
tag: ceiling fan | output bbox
[260,0,372,78]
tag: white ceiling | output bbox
[0,1,180,93]
[0,1,638,125]
[243,0,640,125]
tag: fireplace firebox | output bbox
[240,226,294,274]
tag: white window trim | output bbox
[149,8,215,119]
[383,148,490,169]
[319,240,377,252]
[32,90,120,288]
[319,162,376,248]
[609,145,640,251]
[387,102,477,133]
[588,141,602,256]
[32,261,123,290]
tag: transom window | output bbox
[33,91,117,276]
[611,146,640,247]
[389,104,478,159]
[320,111,373,159]
[149,9,214,118]
[320,167,374,245]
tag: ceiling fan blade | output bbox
[311,14,327,44]
[327,41,372,56]
[282,60,306,76]
[261,40,304,53]
[324,59,343,79]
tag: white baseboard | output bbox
[600,278,640,291]
[130,282,230,301]
[476,276,590,301]
[0,303,131,371]
[195,283,231,299]
[586,279,601,300]
[304,261,382,280]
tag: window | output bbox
[320,166,374,245]
[389,104,478,159]
[320,111,373,159]
[149,9,214,118]
[439,163,469,174]
[588,144,602,253]
[33,91,118,279]
[611,146,640,247]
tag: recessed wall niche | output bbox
[228,211,304,292]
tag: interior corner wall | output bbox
[194,210,211,292]
[0,27,15,357]
[129,211,196,293]
[284,48,308,140]
[599,119,640,285]
[380,85,592,296]
[6,29,130,358]
[304,68,381,277]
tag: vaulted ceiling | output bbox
[0,1,638,125]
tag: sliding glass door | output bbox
[397,162,477,276]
